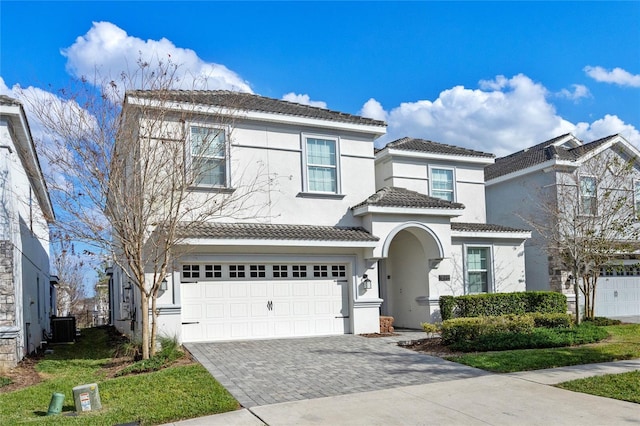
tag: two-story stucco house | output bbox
[486,133,640,317]
[109,91,529,343]
[0,95,55,368]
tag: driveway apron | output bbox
[185,333,487,408]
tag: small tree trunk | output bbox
[573,269,580,324]
[140,291,150,360]
[150,291,158,356]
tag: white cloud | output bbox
[359,98,388,122]
[584,66,640,88]
[557,84,591,102]
[281,92,327,109]
[62,21,252,92]
[365,74,639,156]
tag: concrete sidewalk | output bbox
[162,359,640,425]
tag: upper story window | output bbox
[430,168,455,201]
[190,126,227,187]
[304,136,340,194]
[466,246,490,294]
[579,176,597,216]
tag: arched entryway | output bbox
[379,223,444,329]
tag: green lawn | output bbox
[446,324,640,373]
[557,370,640,404]
[0,327,239,425]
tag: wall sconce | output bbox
[160,277,168,291]
[362,274,372,290]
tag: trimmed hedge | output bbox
[440,315,535,345]
[439,292,567,320]
[449,323,608,352]
[529,312,573,329]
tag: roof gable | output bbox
[484,133,630,182]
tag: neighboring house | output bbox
[486,133,640,317]
[110,91,529,343]
[0,95,55,368]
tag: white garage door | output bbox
[595,267,640,317]
[180,263,350,342]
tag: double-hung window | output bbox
[579,176,597,216]
[305,136,339,193]
[190,126,227,187]
[466,247,490,293]
[431,168,454,201]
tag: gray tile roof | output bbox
[380,137,495,158]
[177,222,379,242]
[485,134,616,181]
[352,187,465,210]
[126,90,386,127]
[451,222,529,233]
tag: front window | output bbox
[190,126,227,187]
[306,137,338,193]
[580,176,597,215]
[467,247,489,293]
[431,168,454,201]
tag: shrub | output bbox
[116,335,183,376]
[441,315,535,345]
[439,296,456,321]
[583,317,622,326]
[528,312,573,329]
[439,292,567,319]
[449,323,609,352]
[421,322,441,335]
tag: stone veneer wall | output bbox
[0,240,17,369]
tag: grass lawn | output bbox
[0,327,239,425]
[557,370,640,404]
[446,324,640,373]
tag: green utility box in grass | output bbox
[72,383,102,412]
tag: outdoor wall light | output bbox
[160,277,168,291]
[362,274,372,290]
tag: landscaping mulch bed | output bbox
[0,356,42,394]
[404,337,462,357]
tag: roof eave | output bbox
[126,96,387,137]
[179,237,379,248]
[376,148,494,165]
[352,205,463,217]
[486,159,577,186]
[451,230,531,239]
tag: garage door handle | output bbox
[335,316,350,319]
[182,322,200,325]
[267,301,273,311]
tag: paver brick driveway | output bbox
[185,333,487,408]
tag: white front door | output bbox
[181,263,350,342]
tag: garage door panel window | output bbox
[230,265,246,278]
[273,265,288,278]
[250,265,266,278]
[292,265,307,278]
[181,263,349,281]
[599,264,640,277]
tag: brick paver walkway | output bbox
[185,333,487,408]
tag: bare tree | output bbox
[51,231,88,317]
[528,148,639,321]
[22,58,270,358]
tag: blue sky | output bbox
[2,0,639,156]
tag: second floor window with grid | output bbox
[431,168,454,201]
[580,176,597,216]
[190,126,227,187]
[306,137,338,193]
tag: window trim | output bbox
[428,166,456,202]
[579,175,597,216]
[187,124,230,189]
[463,244,493,294]
[301,133,342,195]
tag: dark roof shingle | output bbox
[126,90,386,127]
[177,222,378,242]
[352,187,465,210]
[381,137,495,158]
[451,222,529,233]
[485,134,616,181]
